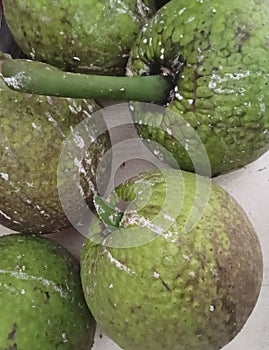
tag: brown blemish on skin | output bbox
[7,323,17,340]
[236,26,250,46]
[130,306,142,314]
[159,276,172,291]
[211,195,262,340]
[108,297,117,309]
[5,323,17,350]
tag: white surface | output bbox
[1,104,269,349]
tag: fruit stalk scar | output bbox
[93,195,123,228]
[0,56,171,103]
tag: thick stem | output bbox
[93,195,123,228]
[0,58,171,103]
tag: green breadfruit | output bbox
[0,233,96,350]
[0,75,110,233]
[4,0,155,75]
[128,0,269,176]
[81,169,263,350]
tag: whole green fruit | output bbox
[3,0,155,75]
[0,233,96,349]
[0,75,110,233]
[127,0,269,176]
[81,169,263,350]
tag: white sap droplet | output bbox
[0,210,12,220]
[209,305,215,312]
[105,250,135,275]
[163,214,174,222]
[187,17,195,23]
[182,254,191,261]
[166,128,172,135]
[179,7,186,15]
[153,271,160,279]
[0,173,9,181]
[175,93,183,100]
[62,333,68,342]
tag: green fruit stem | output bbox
[93,195,123,228]
[0,57,170,103]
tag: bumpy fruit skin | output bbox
[128,0,269,176]
[3,0,155,75]
[0,234,96,350]
[0,76,110,233]
[81,169,263,350]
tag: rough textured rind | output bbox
[128,0,269,175]
[0,234,96,350]
[0,77,111,233]
[4,0,155,75]
[81,169,263,350]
